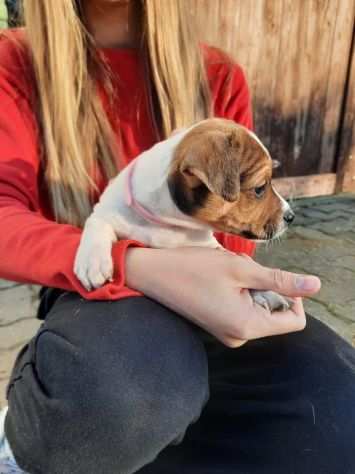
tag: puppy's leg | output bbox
[74,216,117,291]
[250,290,293,312]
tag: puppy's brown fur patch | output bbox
[168,118,284,240]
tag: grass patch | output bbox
[0,1,8,29]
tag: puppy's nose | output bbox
[283,209,295,225]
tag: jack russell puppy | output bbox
[74,118,295,312]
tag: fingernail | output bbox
[295,276,320,291]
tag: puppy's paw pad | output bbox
[250,290,291,312]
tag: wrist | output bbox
[125,247,161,292]
[125,247,190,315]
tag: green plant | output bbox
[0,1,8,29]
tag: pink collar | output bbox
[124,160,177,228]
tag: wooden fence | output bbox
[1,1,354,197]
[192,0,355,197]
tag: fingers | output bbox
[249,296,305,338]
[256,297,306,337]
[221,337,248,349]
[261,268,320,297]
[225,295,306,344]
[232,254,321,298]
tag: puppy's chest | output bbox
[112,211,211,248]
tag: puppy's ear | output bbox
[179,130,242,202]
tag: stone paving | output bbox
[257,193,355,345]
[0,282,41,408]
[1,193,355,408]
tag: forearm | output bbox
[125,248,196,319]
[125,246,249,342]
[125,246,319,346]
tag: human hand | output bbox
[125,247,321,347]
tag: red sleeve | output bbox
[0,44,144,301]
[206,47,256,257]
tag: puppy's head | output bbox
[168,118,294,240]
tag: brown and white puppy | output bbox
[74,118,294,311]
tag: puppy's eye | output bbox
[254,184,266,198]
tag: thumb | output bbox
[253,265,321,297]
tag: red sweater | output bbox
[0,29,255,301]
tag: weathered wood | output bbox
[336,156,355,193]
[273,174,337,199]
[336,19,355,193]
[320,1,355,173]
[191,0,355,178]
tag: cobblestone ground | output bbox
[0,282,41,407]
[257,193,355,346]
[1,193,355,407]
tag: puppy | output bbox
[74,118,295,312]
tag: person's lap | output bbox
[5,292,209,474]
[4,290,355,474]
[142,315,355,473]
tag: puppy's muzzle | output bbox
[267,206,295,240]
[283,209,295,225]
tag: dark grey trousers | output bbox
[5,289,355,474]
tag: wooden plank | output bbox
[336,17,355,193]
[271,0,342,177]
[246,1,284,151]
[269,0,303,177]
[320,0,355,173]
[192,1,284,151]
[192,0,354,178]
[336,156,355,193]
[273,173,337,199]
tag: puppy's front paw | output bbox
[74,216,117,291]
[74,242,113,291]
[250,290,292,312]
[74,244,113,291]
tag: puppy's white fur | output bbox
[74,121,291,315]
[74,127,220,291]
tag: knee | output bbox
[34,306,209,471]
[287,318,355,468]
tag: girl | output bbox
[0,1,354,473]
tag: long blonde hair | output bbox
[17,0,211,227]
